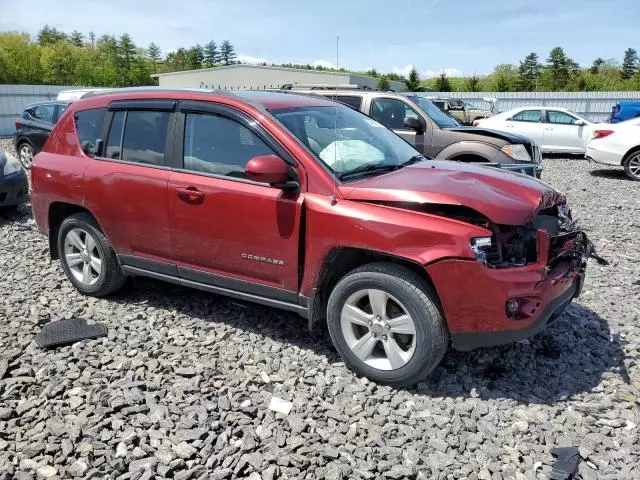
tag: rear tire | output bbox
[623,150,640,181]
[17,142,34,170]
[327,262,448,387]
[57,212,125,296]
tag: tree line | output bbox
[0,25,239,86]
[1,27,639,93]
[404,47,640,92]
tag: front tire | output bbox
[327,262,448,387]
[623,150,640,181]
[57,212,125,296]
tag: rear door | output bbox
[83,100,177,272]
[503,109,544,147]
[168,101,303,298]
[543,109,588,152]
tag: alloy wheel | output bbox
[627,153,640,180]
[63,228,102,287]
[18,144,34,169]
[340,288,417,371]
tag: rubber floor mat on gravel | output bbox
[35,318,107,348]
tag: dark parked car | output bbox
[13,100,69,169]
[0,148,29,210]
[295,90,542,178]
[32,88,590,386]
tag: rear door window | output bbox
[511,110,542,122]
[333,96,362,110]
[104,110,170,166]
[74,108,106,156]
[122,111,170,166]
[105,111,125,160]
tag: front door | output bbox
[368,97,426,153]
[168,103,302,300]
[543,110,588,152]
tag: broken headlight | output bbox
[471,226,537,268]
[470,236,494,264]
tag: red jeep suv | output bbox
[31,88,590,386]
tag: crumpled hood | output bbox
[342,160,564,225]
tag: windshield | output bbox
[271,105,420,179]
[407,96,461,128]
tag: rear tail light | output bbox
[472,120,480,127]
[592,129,614,139]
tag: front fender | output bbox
[437,141,511,164]
[299,194,490,296]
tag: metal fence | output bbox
[0,85,78,137]
[425,91,640,123]
[2,85,640,137]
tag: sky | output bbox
[2,0,639,78]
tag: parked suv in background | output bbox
[299,90,542,177]
[429,97,493,125]
[32,88,590,386]
[13,100,69,169]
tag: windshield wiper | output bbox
[337,163,399,180]
[399,154,426,167]
[338,156,426,180]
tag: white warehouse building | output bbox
[151,64,405,91]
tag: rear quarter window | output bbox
[74,108,106,156]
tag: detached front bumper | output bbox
[427,234,588,351]
[0,170,29,207]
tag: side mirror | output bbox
[574,119,586,126]
[245,154,293,187]
[404,116,425,134]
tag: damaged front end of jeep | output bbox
[468,196,605,273]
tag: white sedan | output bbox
[474,107,592,154]
[585,117,640,181]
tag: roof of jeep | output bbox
[78,87,338,110]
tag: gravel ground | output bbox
[1,139,639,480]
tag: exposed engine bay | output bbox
[471,202,607,269]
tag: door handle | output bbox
[545,127,553,131]
[176,186,205,205]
